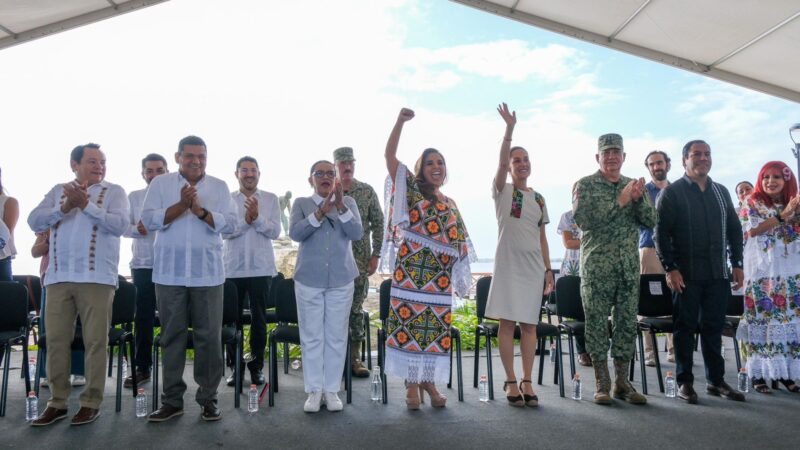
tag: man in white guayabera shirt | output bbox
[123,153,168,388]
[28,143,129,427]
[222,156,281,388]
[141,136,236,423]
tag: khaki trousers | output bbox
[44,282,114,409]
[639,247,673,354]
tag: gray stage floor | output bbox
[1,336,798,449]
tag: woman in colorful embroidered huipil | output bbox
[739,161,800,394]
[485,103,554,407]
[382,108,474,410]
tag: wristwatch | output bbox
[199,208,209,220]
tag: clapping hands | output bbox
[618,178,646,207]
[244,196,259,224]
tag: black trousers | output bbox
[673,278,729,386]
[227,276,271,372]
[132,268,157,374]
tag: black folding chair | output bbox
[724,294,744,372]
[267,277,352,407]
[12,275,41,346]
[0,281,30,417]
[152,280,242,409]
[635,274,673,394]
[33,279,137,412]
[554,275,585,383]
[473,276,561,400]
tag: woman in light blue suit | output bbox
[290,160,363,413]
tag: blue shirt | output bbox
[638,181,665,248]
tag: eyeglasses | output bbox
[313,170,336,179]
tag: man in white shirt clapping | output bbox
[124,153,168,388]
[28,143,129,426]
[141,136,237,422]
[222,156,281,387]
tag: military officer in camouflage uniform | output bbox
[572,133,656,405]
[334,147,384,377]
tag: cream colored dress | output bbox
[485,183,548,324]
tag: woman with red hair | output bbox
[739,161,800,393]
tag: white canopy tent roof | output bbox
[452,0,800,103]
[0,0,168,51]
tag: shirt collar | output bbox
[178,171,206,185]
[311,193,325,205]
[682,173,713,188]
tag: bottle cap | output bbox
[137,387,145,394]
[28,391,35,396]
[574,374,580,380]
[250,384,257,389]
[666,371,673,376]
[739,367,747,373]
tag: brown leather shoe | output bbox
[148,404,184,422]
[707,381,746,402]
[70,407,100,426]
[124,372,151,388]
[30,407,68,426]
[678,383,699,404]
[578,353,593,367]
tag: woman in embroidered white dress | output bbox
[739,161,800,393]
[485,103,554,407]
[382,108,474,410]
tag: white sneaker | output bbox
[323,391,343,412]
[71,375,86,386]
[303,391,323,413]
[39,378,49,388]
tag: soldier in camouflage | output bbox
[334,147,384,377]
[572,133,656,405]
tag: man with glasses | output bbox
[142,136,237,422]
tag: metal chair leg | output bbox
[537,338,545,385]
[116,341,123,412]
[732,336,742,372]
[456,332,463,401]
[473,330,480,388]
[651,332,665,393]
[567,333,577,379]
[234,333,242,409]
[556,337,565,397]
[152,343,159,412]
[365,312,372,370]
[485,334,494,400]
[0,347,11,417]
[345,340,352,404]
[637,331,648,395]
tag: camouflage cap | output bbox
[598,133,623,152]
[333,147,356,162]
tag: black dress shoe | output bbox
[201,402,222,421]
[678,383,698,404]
[124,372,151,388]
[707,381,746,402]
[250,369,266,386]
[148,404,184,422]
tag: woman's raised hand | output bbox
[397,108,415,123]
[497,102,516,128]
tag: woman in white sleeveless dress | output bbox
[485,104,554,406]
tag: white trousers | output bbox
[295,280,354,393]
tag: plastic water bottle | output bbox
[248,384,259,413]
[549,342,557,362]
[738,368,749,393]
[721,344,726,359]
[572,374,582,400]
[291,359,301,370]
[28,357,36,384]
[665,371,676,398]
[122,358,128,379]
[371,367,383,402]
[478,375,489,402]
[25,391,38,421]
[135,388,147,418]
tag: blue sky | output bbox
[1,0,799,275]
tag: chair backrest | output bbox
[475,276,492,321]
[265,272,284,310]
[110,279,137,327]
[727,294,744,316]
[638,274,673,317]
[274,277,298,324]
[13,275,42,314]
[555,275,584,321]
[379,278,392,321]
[0,281,29,332]
[222,280,239,326]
